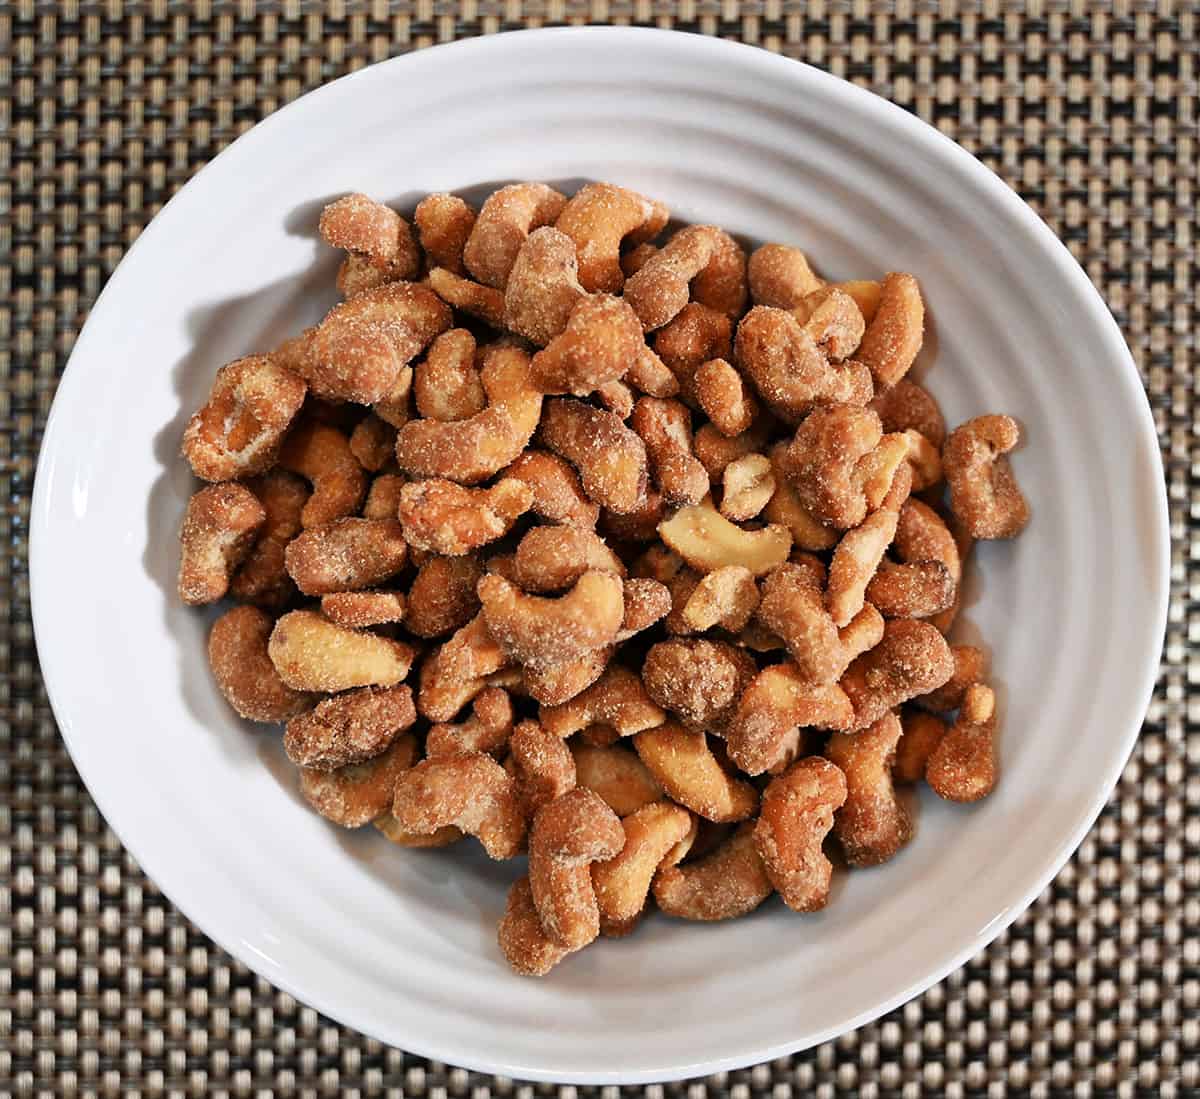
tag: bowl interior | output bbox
[31,28,1167,1084]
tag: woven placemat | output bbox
[3,3,1195,1095]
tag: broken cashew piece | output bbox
[508,719,578,821]
[754,756,848,911]
[894,709,949,784]
[397,477,533,556]
[642,639,756,732]
[502,227,588,347]
[530,294,644,396]
[413,328,486,422]
[659,495,791,577]
[694,357,759,437]
[512,526,625,594]
[720,452,775,521]
[300,734,418,829]
[178,483,265,605]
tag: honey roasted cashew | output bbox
[502,227,588,347]
[642,639,756,733]
[478,569,624,668]
[617,578,671,641]
[521,646,613,706]
[634,721,758,823]
[854,271,925,388]
[284,685,416,771]
[183,355,308,483]
[652,821,773,921]
[426,687,515,759]
[528,787,625,950]
[761,443,838,551]
[530,295,644,396]
[502,449,600,529]
[623,344,680,399]
[926,684,999,802]
[630,396,709,507]
[693,418,772,481]
[726,662,856,776]
[507,719,577,821]
[268,610,417,692]
[208,605,313,722]
[320,590,407,629]
[747,243,823,309]
[554,182,670,293]
[413,192,476,275]
[404,555,483,638]
[592,801,694,936]
[413,328,486,422]
[916,643,989,713]
[894,708,949,784]
[391,752,527,859]
[498,876,572,977]
[679,565,760,632]
[943,414,1030,539]
[318,193,420,280]
[512,526,625,594]
[826,712,912,866]
[868,376,946,448]
[734,307,873,424]
[300,282,451,405]
[427,267,507,329]
[397,477,533,556]
[396,344,543,485]
[300,734,418,829]
[653,303,733,400]
[720,453,776,521]
[571,742,664,817]
[540,664,666,739]
[178,483,265,605]
[754,756,847,911]
[284,517,408,595]
[230,471,309,607]
[278,419,368,528]
[539,398,649,514]
[694,358,759,438]
[839,617,954,731]
[625,225,747,331]
[463,183,567,289]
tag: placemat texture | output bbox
[2,2,1195,1096]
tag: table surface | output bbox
[3,3,1196,1096]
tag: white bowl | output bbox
[31,27,1168,1084]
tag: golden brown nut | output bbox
[498,876,572,977]
[839,617,954,731]
[943,414,1029,539]
[734,307,872,423]
[747,243,823,308]
[592,801,694,935]
[299,283,451,405]
[182,356,308,482]
[512,526,625,594]
[658,496,791,577]
[208,606,313,722]
[902,429,943,492]
[868,377,946,448]
[554,182,669,293]
[426,267,507,328]
[284,518,408,595]
[621,242,659,277]
[300,734,418,828]
[398,477,533,556]
[413,329,485,422]
[894,709,948,784]
[726,662,855,776]
[793,287,866,361]
[337,255,396,298]
[598,489,666,544]
[630,397,709,507]
[268,610,416,692]
[463,183,567,289]
[426,687,514,759]
[346,413,396,473]
[653,303,733,399]
[571,742,663,817]
[756,561,884,686]
[373,365,414,429]
[478,569,624,668]
[634,721,758,822]
[530,295,644,396]
[642,639,756,732]
[433,612,508,684]
[502,227,588,346]
[916,644,989,713]
[895,498,964,634]
[680,565,760,632]
[178,483,266,606]
[693,418,772,480]
[319,193,419,278]
[391,752,526,858]
[361,472,406,519]
[596,378,635,420]
[663,565,703,636]
[404,555,483,638]
[826,712,912,866]
[754,756,847,911]
[617,578,672,641]
[623,344,681,398]
[396,344,543,485]
[522,647,612,706]
[502,449,600,529]
[278,420,368,528]
[625,225,746,331]
[539,398,649,514]
[374,814,463,849]
[720,453,775,521]
[228,471,309,607]
[284,685,416,770]
[854,272,925,388]
[320,590,406,629]
[864,559,954,619]
[693,358,759,437]
[529,787,624,949]
[413,192,476,275]
[540,665,666,739]
[653,822,773,921]
[508,719,577,820]
[926,684,999,802]
[416,627,510,724]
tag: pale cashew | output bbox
[268,610,416,693]
[658,495,791,576]
[720,452,775,521]
[634,721,758,823]
[680,565,760,632]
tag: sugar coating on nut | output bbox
[285,517,408,595]
[653,821,773,921]
[555,182,669,294]
[540,665,666,739]
[571,742,664,817]
[826,712,912,866]
[284,685,416,771]
[502,449,600,529]
[208,606,313,722]
[230,471,309,607]
[680,565,760,632]
[839,617,954,731]
[427,267,507,328]
[321,590,406,629]
[631,397,709,507]
[508,719,578,821]
[643,639,756,732]
[654,303,733,399]
[398,477,533,556]
[694,358,759,438]
[179,483,266,605]
[747,243,823,309]
[300,734,418,828]
[426,687,514,760]
[926,684,998,802]
[414,193,476,275]
[404,555,482,638]
[943,414,1029,540]
[539,398,649,514]
[503,227,588,347]
[894,708,949,784]
[854,272,925,388]
[278,419,368,528]
[868,377,946,448]
[463,183,567,289]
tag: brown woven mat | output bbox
[3,3,1196,1095]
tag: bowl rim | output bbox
[30,25,1170,1084]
